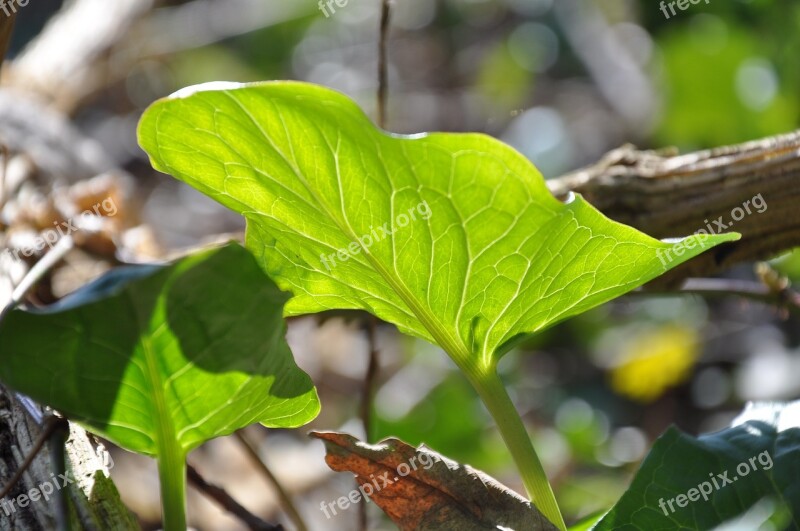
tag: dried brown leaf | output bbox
[311,431,558,531]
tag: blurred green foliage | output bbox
[14,0,799,526]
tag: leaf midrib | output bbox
[141,333,179,454]
[222,91,475,371]
[126,284,182,461]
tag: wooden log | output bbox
[547,132,800,286]
[0,385,139,530]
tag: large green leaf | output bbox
[0,243,320,457]
[593,402,800,530]
[138,81,736,370]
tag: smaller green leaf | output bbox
[0,243,320,457]
[593,402,800,530]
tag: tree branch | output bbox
[679,277,800,311]
[547,131,800,286]
[187,463,282,531]
[233,431,307,531]
[4,0,155,112]
[0,417,68,502]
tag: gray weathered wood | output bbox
[548,131,800,286]
[0,385,139,530]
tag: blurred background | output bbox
[1,0,799,529]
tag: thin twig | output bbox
[635,270,800,315]
[0,144,8,209]
[678,278,800,312]
[0,4,17,65]
[0,416,69,501]
[360,316,380,442]
[0,236,74,323]
[377,0,391,128]
[361,3,392,526]
[48,419,70,531]
[361,2,392,526]
[358,315,380,531]
[234,431,308,531]
[187,463,282,531]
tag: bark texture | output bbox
[547,131,800,286]
[0,386,139,530]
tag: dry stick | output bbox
[234,431,308,531]
[359,3,392,529]
[0,0,15,211]
[632,278,800,312]
[360,316,380,442]
[47,418,71,531]
[546,133,800,285]
[377,0,391,129]
[186,463,282,531]
[0,236,74,323]
[0,4,16,65]
[0,416,69,501]
[7,0,154,113]
[0,144,8,208]
[679,277,800,312]
[357,318,379,531]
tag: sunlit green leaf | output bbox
[138,81,736,372]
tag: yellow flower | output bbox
[610,325,699,403]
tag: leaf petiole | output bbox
[460,360,567,531]
[157,450,187,531]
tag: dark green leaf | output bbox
[0,243,320,457]
[594,402,800,530]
